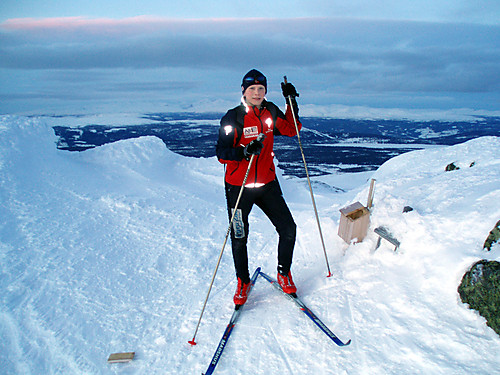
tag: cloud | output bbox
[1,16,499,113]
[0,17,326,69]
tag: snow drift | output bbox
[0,115,499,374]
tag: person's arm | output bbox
[273,104,302,137]
[216,110,245,163]
[274,80,302,136]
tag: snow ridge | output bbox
[0,115,499,374]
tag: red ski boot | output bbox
[277,271,297,294]
[233,277,251,306]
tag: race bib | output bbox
[243,126,259,138]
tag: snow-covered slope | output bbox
[0,115,499,374]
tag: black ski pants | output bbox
[225,179,296,283]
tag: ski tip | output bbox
[342,339,352,346]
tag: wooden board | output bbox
[107,352,135,363]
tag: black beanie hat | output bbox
[242,69,267,94]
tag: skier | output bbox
[216,69,302,306]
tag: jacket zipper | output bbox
[253,106,265,186]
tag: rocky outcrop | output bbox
[458,260,500,336]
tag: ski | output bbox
[259,271,351,347]
[202,267,261,375]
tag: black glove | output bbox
[281,82,299,98]
[243,138,264,160]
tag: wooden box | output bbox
[338,202,370,243]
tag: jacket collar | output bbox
[241,97,268,113]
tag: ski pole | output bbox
[189,133,265,346]
[284,76,332,278]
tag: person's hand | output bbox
[281,82,299,98]
[281,80,300,117]
[243,138,264,159]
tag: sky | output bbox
[1,0,499,117]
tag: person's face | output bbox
[243,85,266,107]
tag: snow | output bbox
[0,114,499,374]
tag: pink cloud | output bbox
[1,16,181,34]
[0,16,318,36]
[3,16,164,28]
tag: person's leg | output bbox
[255,180,296,276]
[225,183,254,283]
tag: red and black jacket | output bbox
[216,99,301,187]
